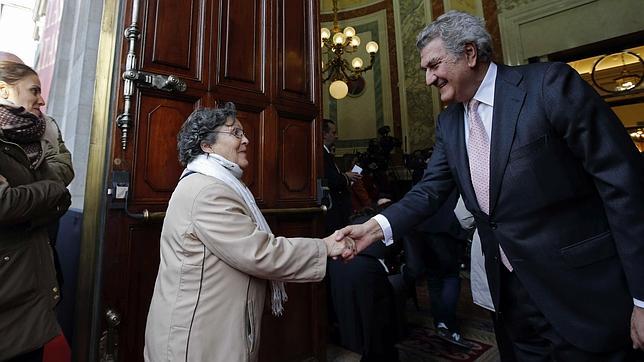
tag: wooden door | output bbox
[100,0,325,360]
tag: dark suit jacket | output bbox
[381,62,644,352]
[415,189,468,240]
[323,148,352,233]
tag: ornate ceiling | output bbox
[320,0,383,14]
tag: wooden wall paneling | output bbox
[276,110,316,203]
[259,283,319,361]
[132,92,202,203]
[123,223,162,359]
[232,102,266,202]
[258,214,325,362]
[275,0,315,104]
[141,0,210,85]
[102,219,162,360]
[215,0,266,94]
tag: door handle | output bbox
[122,70,187,93]
[98,308,121,362]
[115,0,187,151]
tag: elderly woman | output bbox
[144,103,354,361]
[0,61,71,361]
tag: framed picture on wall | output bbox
[443,0,483,17]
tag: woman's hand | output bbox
[324,231,356,259]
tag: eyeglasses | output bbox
[212,127,246,140]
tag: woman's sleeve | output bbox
[191,183,327,282]
[42,117,75,185]
[0,174,71,226]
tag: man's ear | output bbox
[464,43,478,68]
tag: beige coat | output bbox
[144,173,327,362]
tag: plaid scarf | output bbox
[0,104,45,168]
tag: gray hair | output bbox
[177,102,237,166]
[416,10,493,63]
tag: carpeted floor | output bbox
[327,273,500,361]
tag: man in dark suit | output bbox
[337,11,644,360]
[322,119,361,234]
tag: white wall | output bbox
[0,0,38,65]
[46,0,104,209]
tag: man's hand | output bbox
[335,218,384,260]
[323,231,356,260]
[344,171,362,183]
[631,305,644,350]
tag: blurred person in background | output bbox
[322,119,361,234]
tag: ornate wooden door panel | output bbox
[275,0,316,104]
[141,0,211,84]
[133,96,201,201]
[277,113,315,201]
[216,0,267,94]
[100,0,323,361]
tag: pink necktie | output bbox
[467,99,513,271]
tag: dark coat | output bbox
[381,62,644,352]
[0,133,71,359]
[323,147,352,233]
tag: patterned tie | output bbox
[467,99,513,271]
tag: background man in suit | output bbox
[336,11,644,360]
[322,119,361,234]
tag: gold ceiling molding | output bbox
[320,0,384,14]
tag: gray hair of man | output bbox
[416,10,493,63]
[177,102,237,166]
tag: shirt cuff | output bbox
[635,298,644,308]
[371,214,393,246]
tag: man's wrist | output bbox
[371,214,393,245]
[634,298,644,308]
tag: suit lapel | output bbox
[489,65,526,214]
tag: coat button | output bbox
[53,287,59,292]
[489,221,498,230]
[3,256,9,261]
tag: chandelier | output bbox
[321,0,379,100]
[591,51,644,93]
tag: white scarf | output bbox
[184,153,288,316]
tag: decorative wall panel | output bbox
[142,0,208,83]
[134,94,201,202]
[276,0,313,103]
[216,0,266,93]
[277,114,314,200]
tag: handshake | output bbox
[323,231,357,260]
[323,219,383,261]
